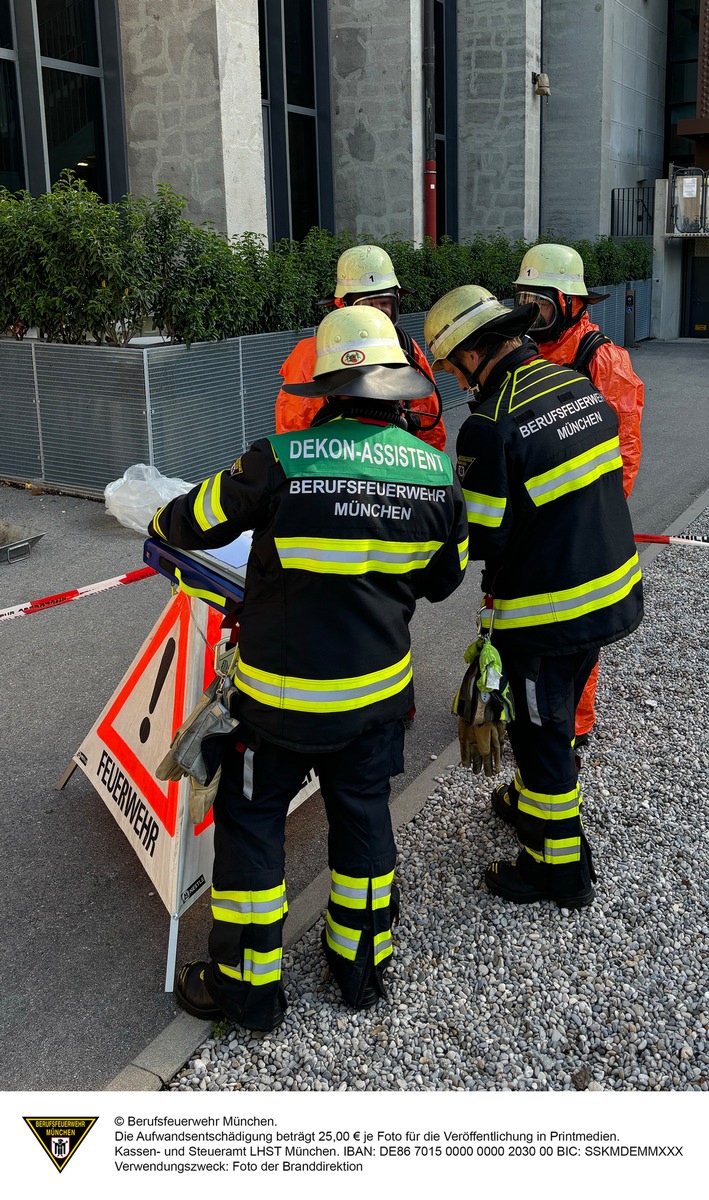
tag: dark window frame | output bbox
[9,0,126,198]
[261,0,333,243]
[0,1,27,190]
[434,0,458,241]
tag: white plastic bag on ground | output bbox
[104,464,194,535]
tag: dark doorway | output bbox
[685,248,709,336]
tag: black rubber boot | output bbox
[485,850,595,909]
[321,928,381,1009]
[179,960,288,1032]
[491,780,519,827]
[174,960,225,1020]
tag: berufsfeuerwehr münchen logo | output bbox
[23,1117,98,1172]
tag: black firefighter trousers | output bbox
[204,719,404,1030]
[504,648,599,896]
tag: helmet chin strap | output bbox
[451,342,501,391]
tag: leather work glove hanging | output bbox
[452,605,514,776]
[156,676,239,823]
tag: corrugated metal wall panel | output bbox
[240,328,314,448]
[34,344,149,492]
[1,281,654,493]
[0,341,42,480]
[596,284,627,344]
[147,340,244,481]
[633,279,652,341]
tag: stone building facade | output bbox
[0,1,672,244]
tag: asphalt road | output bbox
[1,337,708,1091]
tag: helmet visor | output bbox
[515,289,559,337]
[350,291,399,323]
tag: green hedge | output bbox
[0,174,653,346]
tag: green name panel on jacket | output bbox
[269,421,453,487]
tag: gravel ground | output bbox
[169,513,709,1093]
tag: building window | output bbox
[42,65,107,196]
[3,0,126,199]
[665,0,700,168]
[37,0,99,64]
[434,0,458,241]
[0,1,24,191]
[259,0,333,243]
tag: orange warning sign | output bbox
[96,593,190,836]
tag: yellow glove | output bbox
[458,715,505,776]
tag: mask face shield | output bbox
[514,288,560,342]
[349,290,399,324]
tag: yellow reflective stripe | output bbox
[372,869,394,910]
[174,568,226,608]
[218,947,283,986]
[544,836,582,864]
[373,930,393,964]
[463,489,507,528]
[274,537,443,575]
[211,882,288,926]
[233,652,412,713]
[482,554,641,630]
[458,537,469,570]
[152,506,166,539]
[194,472,228,531]
[194,479,212,531]
[330,871,368,910]
[211,472,227,523]
[509,374,589,409]
[517,784,580,821]
[325,913,361,961]
[525,437,622,507]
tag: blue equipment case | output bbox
[143,532,252,612]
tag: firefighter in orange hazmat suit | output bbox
[276,245,446,451]
[514,243,644,743]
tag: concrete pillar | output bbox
[651,180,683,340]
[329,0,424,242]
[542,0,667,241]
[118,0,267,237]
[457,0,541,242]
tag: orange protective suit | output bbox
[275,335,447,451]
[539,304,644,737]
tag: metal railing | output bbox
[611,186,655,237]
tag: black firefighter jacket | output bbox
[456,343,643,661]
[150,416,468,751]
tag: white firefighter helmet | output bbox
[334,245,401,299]
[424,285,538,371]
[280,305,433,403]
[514,243,590,297]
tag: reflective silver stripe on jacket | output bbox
[233,657,412,704]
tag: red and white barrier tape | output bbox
[635,533,709,548]
[0,565,156,622]
[1,531,706,624]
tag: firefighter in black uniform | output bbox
[149,306,468,1031]
[424,286,643,908]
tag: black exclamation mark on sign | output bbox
[140,638,176,743]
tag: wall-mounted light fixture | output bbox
[532,72,551,97]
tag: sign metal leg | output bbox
[164,911,180,993]
[55,760,77,791]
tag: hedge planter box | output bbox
[0,284,651,497]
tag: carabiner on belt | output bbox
[476,595,495,643]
